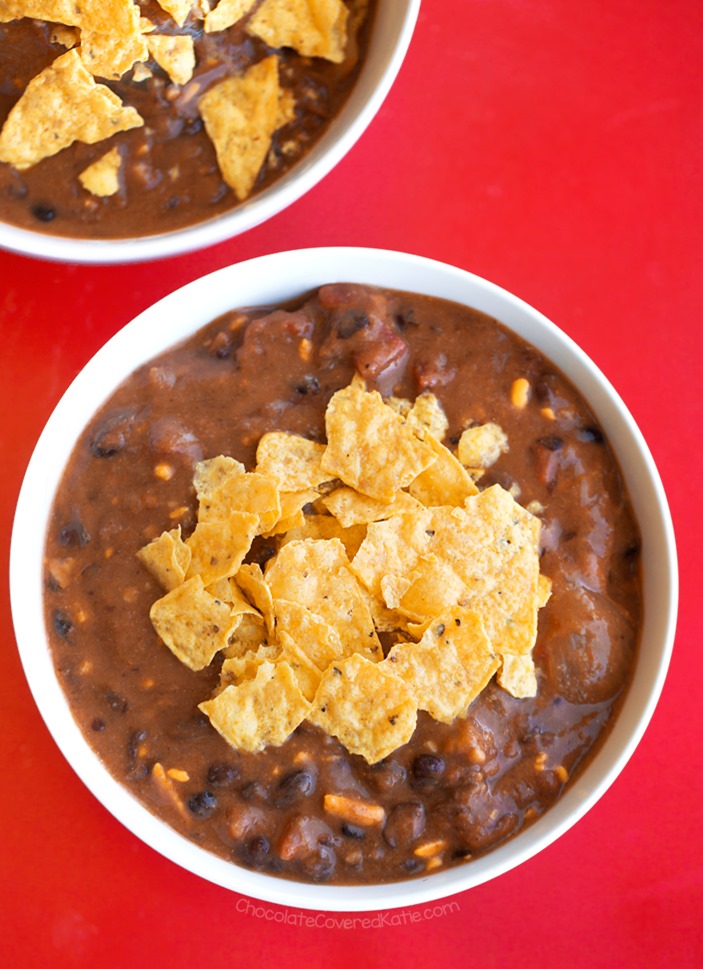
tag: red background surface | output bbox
[1,1,700,965]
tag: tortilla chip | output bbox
[198,470,281,534]
[235,563,275,635]
[204,0,257,33]
[219,644,281,690]
[321,380,437,502]
[277,630,322,701]
[262,488,317,537]
[147,34,196,86]
[221,613,269,658]
[184,511,258,584]
[137,525,191,590]
[150,575,239,670]
[199,661,311,752]
[352,485,543,656]
[154,0,195,27]
[457,423,509,469]
[309,654,417,764]
[132,63,154,82]
[247,0,349,64]
[406,392,449,442]
[497,652,538,698]
[266,538,382,661]
[385,610,499,724]
[273,598,343,670]
[407,432,478,507]
[256,432,329,491]
[279,512,366,560]
[78,146,122,197]
[322,486,422,528]
[0,49,143,171]
[0,1,78,22]
[198,54,281,201]
[49,25,80,49]
[194,455,245,499]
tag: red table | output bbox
[1,2,700,965]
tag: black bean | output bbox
[273,768,316,808]
[301,844,336,882]
[412,753,445,784]
[335,310,370,339]
[296,374,321,395]
[383,802,426,848]
[32,203,55,222]
[188,791,217,818]
[240,780,267,802]
[537,435,564,452]
[90,413,133,458]
[207,763,239,787]
[400,858,424,874]
[127,729,147,761]
[91,718,105,732]
[53,610,73,639]
[341,823,366,840]
[105,690,128,713]
[241,834,270,869]
[578,425,604,443]
[58,519,90,548]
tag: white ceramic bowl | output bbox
[0,4,420,265]
[10,248,677,910]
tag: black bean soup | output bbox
[43,284,641,885]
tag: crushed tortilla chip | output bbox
[219,644,281,690]
[309,654,417,764]
[279,512,366,560]
[147,34,196,86]
[194,455,245,499]
[406,392,449,442]
[458,423,509,469]
[154,0,195,27]
[150,575,239,670]
[235,563,276,635]
[185,511,258,584]
[78,146,122,197]
[198,54,281,201]
[204,0,257,33]
[407,431,478,507]
[198,469,281,534]
[49,25,80,49]
[385,609,499,724]
[321,379,437,502]
[498,652,538,699]
[277,630,322,701]
[0,49,143,171]
[247,0,349,64]
[322,486,422,528]
[199,661,311,752]
[255,431,329,491]
[137,525,191,590]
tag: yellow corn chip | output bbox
[204,0,257,32]
[353,485,543,656]
[406,392,449,442]
[150,575,239,670]
[235,563,275,635]
[0,49,143,171]
[322,486,422,528]
[199,661,311,752]
[266,538,382,661]
[137,525,191,591]
[309,654,417,764]
[262,488,317,537]
[50,25,80,49]
[132,63,154,82]
[277,630,322,701]
[0,1,78,22]
[147,34,196,86]
[385,609,499,724]
[219,644,281,690]
[247,0,349,64]
[408,432,478,507]
[457,423,509,469]
[198,470,281,534]
[321,381,437,502]
[193,455,245,499]
[255,431,329,491]
[279,513,366,560]
[78,146,122,197]
[274,598,347,670]
[497,652,538,699]
[154,0,194,27]
[221,613,269,658]
[198,55,281,201]
[185,511,258,584]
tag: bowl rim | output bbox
[0,2,421,266]
[10,247,678,911]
